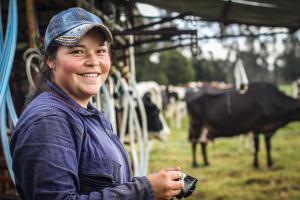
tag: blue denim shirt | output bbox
[10,81,154,200]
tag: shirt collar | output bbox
[46,80,99,116]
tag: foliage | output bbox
[135,49,195,85]
[192,57,227,82]
[159,50,195,85]
[239,50,270,82]
[276,35,300,82]
[135,54,169,84]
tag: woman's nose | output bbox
[85,53,99,67]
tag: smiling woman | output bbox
[47,30,111,107]
[10,7,185,200]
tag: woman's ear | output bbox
[46,56,55,69]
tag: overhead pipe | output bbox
[117,42,196,60]
[128,12,192,31]
[113,29,197,36]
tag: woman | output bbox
[10,7,184,200]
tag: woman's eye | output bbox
[97,49,107,54]
[71,50,84,54]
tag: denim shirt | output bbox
[10,81,154,200]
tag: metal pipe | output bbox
[25,0,38,48]
[128,12,192,31]
[117,43,195,60]
[113,29,197,36]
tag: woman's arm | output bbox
[11,114,154,200]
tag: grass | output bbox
[148,117,300,200]
[279,84,293,96]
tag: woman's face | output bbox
[47,29,111,107]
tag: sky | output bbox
[136,2,292,70]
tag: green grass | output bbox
[279,84,293,97]
[148,117,300,200]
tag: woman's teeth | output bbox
[82,73,99,77]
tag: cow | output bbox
[161,85,187,129]
[292,78,300,100]
[111,80,170,141]
[136,81,170,140]
[186,82,300,168]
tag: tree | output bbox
[159,50,195,85]
[136,49,195,85]
[276,35,300,82]
[192,58,227,82]
[135,54,169,84]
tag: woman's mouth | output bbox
[79,73,100,78]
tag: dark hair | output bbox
[30,41,60,100]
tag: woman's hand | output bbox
[147,167,184,200]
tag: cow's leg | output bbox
[191,142,199,168]
[253,133,260,168]
[190,122,200,168]
[200,127,209,166]
[264,133,273,167]
[200,142,209,166]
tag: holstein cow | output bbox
[161,85,187,129]
[186,82,300,168]
[292,78,300,100]
[136,81,171,140]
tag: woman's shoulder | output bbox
[16,92,85,132]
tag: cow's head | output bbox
[142,93,161,129]
[136,82,171,140]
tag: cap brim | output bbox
[54,23,113,46]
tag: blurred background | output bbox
[0,0,299,199]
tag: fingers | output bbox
[162,189,181,200]
[149,167,185,200]
[168,170,183,181]
[171,179,184,190]
[164,166,181,172]
[169,189,182,197]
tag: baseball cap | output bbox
[44,7,113,50]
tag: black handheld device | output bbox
[176,172,197,199]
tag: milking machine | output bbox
[108,68,149,176]
[128,32,149,176]
[0,0,18,183]
[23,47,43,92]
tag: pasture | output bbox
[148,85,300,200]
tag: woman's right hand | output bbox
[147,167,184,200]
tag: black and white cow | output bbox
[136,81,170,140]
[161,85,187,129]
[292,78,300,100]
[186,82,300,168]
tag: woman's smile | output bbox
[47,29,111,107]
[79,73,100,78]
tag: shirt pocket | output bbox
[79,153,121,194]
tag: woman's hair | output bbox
[31,41,60,99]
